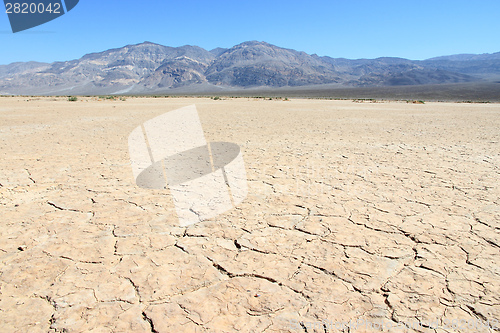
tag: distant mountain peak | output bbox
[426,51,500,61]
[136,41,158,46]
[209,47,228,57]
[235,40,273,47]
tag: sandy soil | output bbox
[0,97,499,332]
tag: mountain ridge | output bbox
[1,41,499,95]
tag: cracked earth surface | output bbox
[0,97,499,332]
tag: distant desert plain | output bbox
[0,96,499,332]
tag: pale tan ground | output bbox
[0,97,499,333]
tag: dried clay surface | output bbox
[0,97,499,332]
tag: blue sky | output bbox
[1,0,499,65]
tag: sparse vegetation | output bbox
[94,95,127,101]
[68,96,78,102]
[249,96,290,101]
[353,98,377,103]
[98,95,117,100]
[457,100,490,104]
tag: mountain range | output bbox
[1,41,499,95]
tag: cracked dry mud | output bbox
[0,97,499,332]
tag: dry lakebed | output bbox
[0,97,499,332]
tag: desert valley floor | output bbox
[0,97,499,332]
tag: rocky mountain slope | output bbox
[0,41,498,95]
